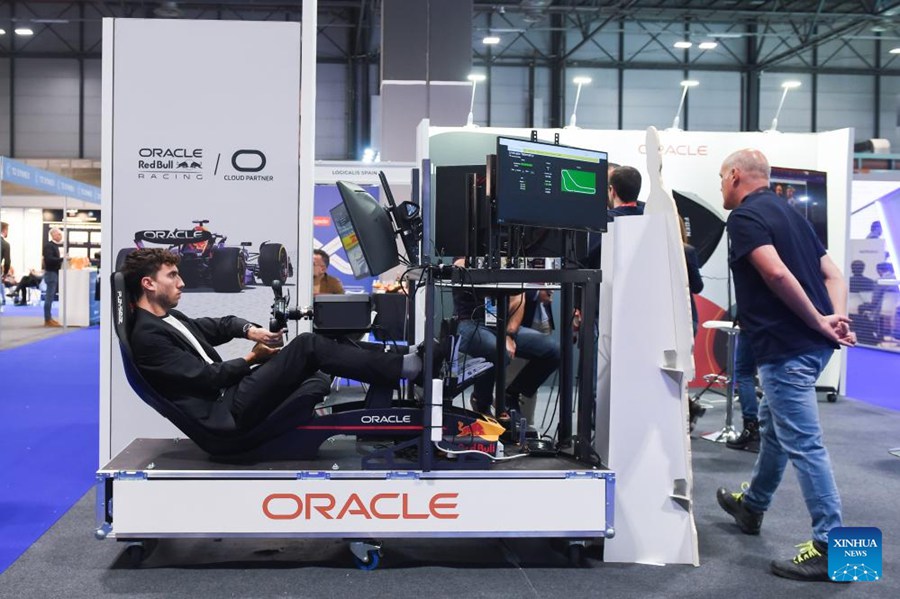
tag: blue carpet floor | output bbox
[0,302,58,319]
[0,326,99,574]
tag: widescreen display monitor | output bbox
[333,181,399,279]
[769,167,828,248]
[495,137,608,232]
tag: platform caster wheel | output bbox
[827,392,838,403]
[123,539,157,568]
[353,549,382,571]
[349,539,383,571]
[567,542,588,567]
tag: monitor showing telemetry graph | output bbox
[495,136,608,232]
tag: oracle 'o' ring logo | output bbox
[231,149,267,173]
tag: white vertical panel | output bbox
[817,74,874,141]
[102,18,302,461]
[15,58,80,157]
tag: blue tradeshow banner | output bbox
[1,158,101,204]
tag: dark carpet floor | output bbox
[0,392,897,598]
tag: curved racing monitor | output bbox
[333,181,399,279]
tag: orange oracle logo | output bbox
[262,492,460,520]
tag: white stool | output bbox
[700,320,740,443]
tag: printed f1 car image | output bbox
[116,220,293,293]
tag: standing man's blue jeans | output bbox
[43,270,58,321]
[457,320,560,413]
[742,348,842,543]
[734,330,759,421]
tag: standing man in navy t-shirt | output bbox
[714,149,856,582]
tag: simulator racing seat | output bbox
[112,272,502,467]
[111,271,331,458]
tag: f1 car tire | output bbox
[258,242,290,286]
[178,255,203,288]
[210,247,245,293]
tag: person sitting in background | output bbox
[312,249,344,296]
[866,220,882,239]
[872,262,899,340]
[1,221,9,311]
[849,260,876,293]
[607,166,644,220]
[8,269,43,306]
[586,165,644,269]
[452,258,560,420]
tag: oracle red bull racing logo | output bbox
[262,492,460,520]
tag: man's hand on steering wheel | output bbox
[247,326,283,348]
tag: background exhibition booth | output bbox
[0,157,101,346]
[94,9,871,572]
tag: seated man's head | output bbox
[609,166,642,207]
[851,260,866,276]
[122,248,182,309]
[313,249,330,279]
[870,220,883,237]
[606,162,620,208]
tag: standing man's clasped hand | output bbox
[818,314,856,347]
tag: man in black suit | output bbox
[123,248,429,430]
[0,221,10,311]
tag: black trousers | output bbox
[228,332,404,429]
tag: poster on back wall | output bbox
[313,184,379,294]
[102,18,301,458]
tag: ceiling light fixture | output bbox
[674,41,693,49]
[670,80,700,130]
[566,76,593,129]
[767,81,802,132]
[483,36,500,45]
[698,41,718,50]
[466,73,487,127]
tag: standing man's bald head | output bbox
[719,149,771,211]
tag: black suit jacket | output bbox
[131,307,252,423]
[1,236,9,277]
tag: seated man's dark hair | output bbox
[313,248,330,268]
[610,166,642,203]
[851,260,866,275]
[122,248,180,299]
